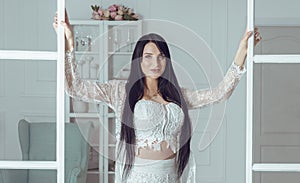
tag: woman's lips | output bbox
[150,68,160,73]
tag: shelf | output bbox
[108,52,132,55]
[107,113,115,118]
[108,171,115,174]
[68,112,114,119]
[87,169,99,174]
[69,113,100,118]
[91,171,115,175]
[70,20,102,25]
[108,144,116,148]
[104,20,141,26]
[68,20,142,183]
[75,51,99,55]
[111,77,127,81]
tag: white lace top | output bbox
[64,50,245,182]
[134,99,184,154]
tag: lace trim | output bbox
[231,62,246,77]
[126,171,178,183]
[135,138,177,154]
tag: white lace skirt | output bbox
[125,157,178,183]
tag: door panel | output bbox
[253,26,300,183]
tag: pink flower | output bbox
[114,15,123,20]
[128,8,133,15]
[93,14,101,20]
[117,9,124,16]
[132,14,139,19]
[110,11,117,19]
[97,9,103,16]
[104,10,110,18]
[108,5,117,12]
[91,4,139,21]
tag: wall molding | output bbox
[256,17,300,26]
[19,112,56,123]
[0,0,4,49]
[197,117,227,182]
[0,111,5,159]
[0,62,5,97]
[36,61,56,82]
[192,130,211,166]
[22,61,56,97]
[260,145,300,163]
[191,113,227,182]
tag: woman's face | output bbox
[140,42,166,79]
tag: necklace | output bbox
[147,90,160,99]
[151,90,160,98]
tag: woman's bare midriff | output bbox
[136,141,176,160]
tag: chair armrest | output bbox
[67,167,81,183]
[0,169,28,183]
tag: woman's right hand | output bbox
[53,10,74,52]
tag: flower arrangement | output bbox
[91,4,139,21]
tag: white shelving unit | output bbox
[66,20,142,183]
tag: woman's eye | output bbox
[144,55,152,59]
[158,55,165,60]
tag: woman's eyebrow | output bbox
[143,52,153,55]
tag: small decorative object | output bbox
[75,36,92,52]
[91,4,139,21]
[113,27,121,51]
[126,28,135,52]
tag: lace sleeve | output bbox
[181,62,246,109]
[65,50,125,110]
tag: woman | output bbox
[53,12,261,183]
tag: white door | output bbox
[0,0,65,181]
[253,27,300,183]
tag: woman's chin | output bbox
[145,74,161,80]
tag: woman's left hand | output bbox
[239,27,262,51]
[234,28,262,67]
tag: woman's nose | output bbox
[152,57,160,67]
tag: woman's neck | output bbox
[144,77,158,94]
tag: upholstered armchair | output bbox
[0,119,92,183]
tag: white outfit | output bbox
[126,157,178,183]
[65,51,245,182]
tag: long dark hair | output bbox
[119,33,192,180]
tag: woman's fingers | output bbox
[65,9,70,24]
[52,11,70,31]
[254,31,262,41]
[253,29,262,46]
[52,9,74,51]
[53,10,69,25]
[245,31,253,41]
[245,28,262,42]
[239,28,262,50]
[254,34,262,46]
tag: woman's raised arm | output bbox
[182,28,261,109]
[53,10,125,110]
